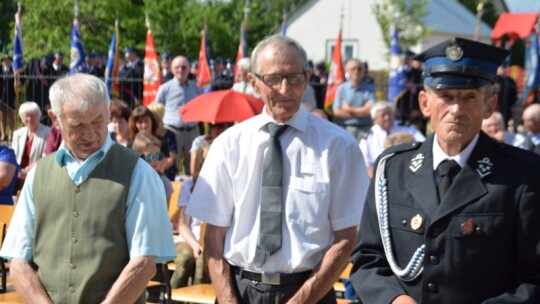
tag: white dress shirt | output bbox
[186,106,369,273]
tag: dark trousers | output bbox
[222,271,337,304]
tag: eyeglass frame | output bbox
[253,72,308,88]
[141,152,164,163]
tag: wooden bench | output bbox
[0,291,22,303]
[170,283,215,304]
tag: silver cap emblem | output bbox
[445,40,463,61]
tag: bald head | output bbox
[172,56,190,83]
[523,103,540,134]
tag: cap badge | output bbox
[476,157,493,178]
[461,218,475,236]
[445,40,463,61]
[411,214,424,231]
[409,153,424,173]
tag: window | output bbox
[326,40,358,63]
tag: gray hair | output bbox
[370,101,393,120]
[18,101,42,118]
[250,34,308,74]
[49,73,110,118]
[236,57,251,72]
[490,111,505,125]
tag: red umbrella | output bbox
[179,89,264,123]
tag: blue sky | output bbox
[506,0,540,12]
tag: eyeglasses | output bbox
[254,72,307,88]
[141,152,164,162]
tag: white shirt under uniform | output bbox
[186,106,369,274]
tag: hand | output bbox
[392,295,417,304]
[192,244,203,259]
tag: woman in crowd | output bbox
[147,102,178,180]
[12,101,50,186]
[109,99,132,147]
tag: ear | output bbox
[418,90,431,118]
[483,92,498,119]
[247,72,260,95]
[48,109,60,129]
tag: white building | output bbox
[285,0,499,71]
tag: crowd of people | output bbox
[0,33,539,304]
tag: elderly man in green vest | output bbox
[0,73,176,303]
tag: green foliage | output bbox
[372,0,431,54]
[458,0,498,28]
[3,0,307,62]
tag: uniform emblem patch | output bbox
[411,214,424,231]
[476,157,493,178]
[409,153,424,173]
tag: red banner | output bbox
[143,28,161,106]
[324,28,345,113]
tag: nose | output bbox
[277,78,292,94]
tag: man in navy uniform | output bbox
[350,37,540,303]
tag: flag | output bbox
[105,20,120,98]
[324,28,345,113]
[280,16,287,36]
[387,25,407,105]
[234,19,248,75]
[196,25,212,88]
[12,10,24,76]
[142,19,161,106]
[523,26,540,102]
[69,18,85,74]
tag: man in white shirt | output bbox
[187,35,369,303]
[360,101,425,177]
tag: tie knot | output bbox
[267,123,288,138]
[437,160,460,177]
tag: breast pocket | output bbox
[287,176,328,227]
[451,213,505,271]
[388,205,426,267]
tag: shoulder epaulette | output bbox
[381,141,421,157]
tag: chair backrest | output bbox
[340,263,352,280]
[0,205,15,228]
[168,181,183,224]
[0,222,6,247]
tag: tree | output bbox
[458,0,498,28]
[372,0,431,54]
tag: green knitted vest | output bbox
[32,144,144,304]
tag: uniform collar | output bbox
[432,133,479,170]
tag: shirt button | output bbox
[401,220,407,227]
[72,211,79,218]
[427,283,438,293]
[69,286,75,293]
[429,255,439,265]
[70,263,77,269]
[74,187,80,193]
[72,237,78,244]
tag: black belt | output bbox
[231,266,311,286]
[167,124,196,132]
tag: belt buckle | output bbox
[261,272,280,285]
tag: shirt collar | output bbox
[56,135,114,167]
[432,133,479,170]
[257,105,308,133]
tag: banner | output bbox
[196,26,212,88]
[143,19,161,106]
[234,19,248,75]
[13,10,24,76]
[387,25,407,105]
[324,28,345,113]
[105,20,120,98]
[523,29,540,102]
[70,18,85,74]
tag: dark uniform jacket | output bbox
[350,132,540,304]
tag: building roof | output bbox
[424,0,492,37]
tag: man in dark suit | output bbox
[350,37,540,304]
[119,47,144,107]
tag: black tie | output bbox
[436,160,460,202]
[254,123,288,267]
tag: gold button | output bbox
[74,187,80,193]
[72,237,78,244]
[70,263,76,269]
[72,211,79,217]
[69,286,75,293]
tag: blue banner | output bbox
[387,26,407,104]
[523,31,540,101]
[70,18,85,74]
[12,11,24,74]
[105,20,120,98]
